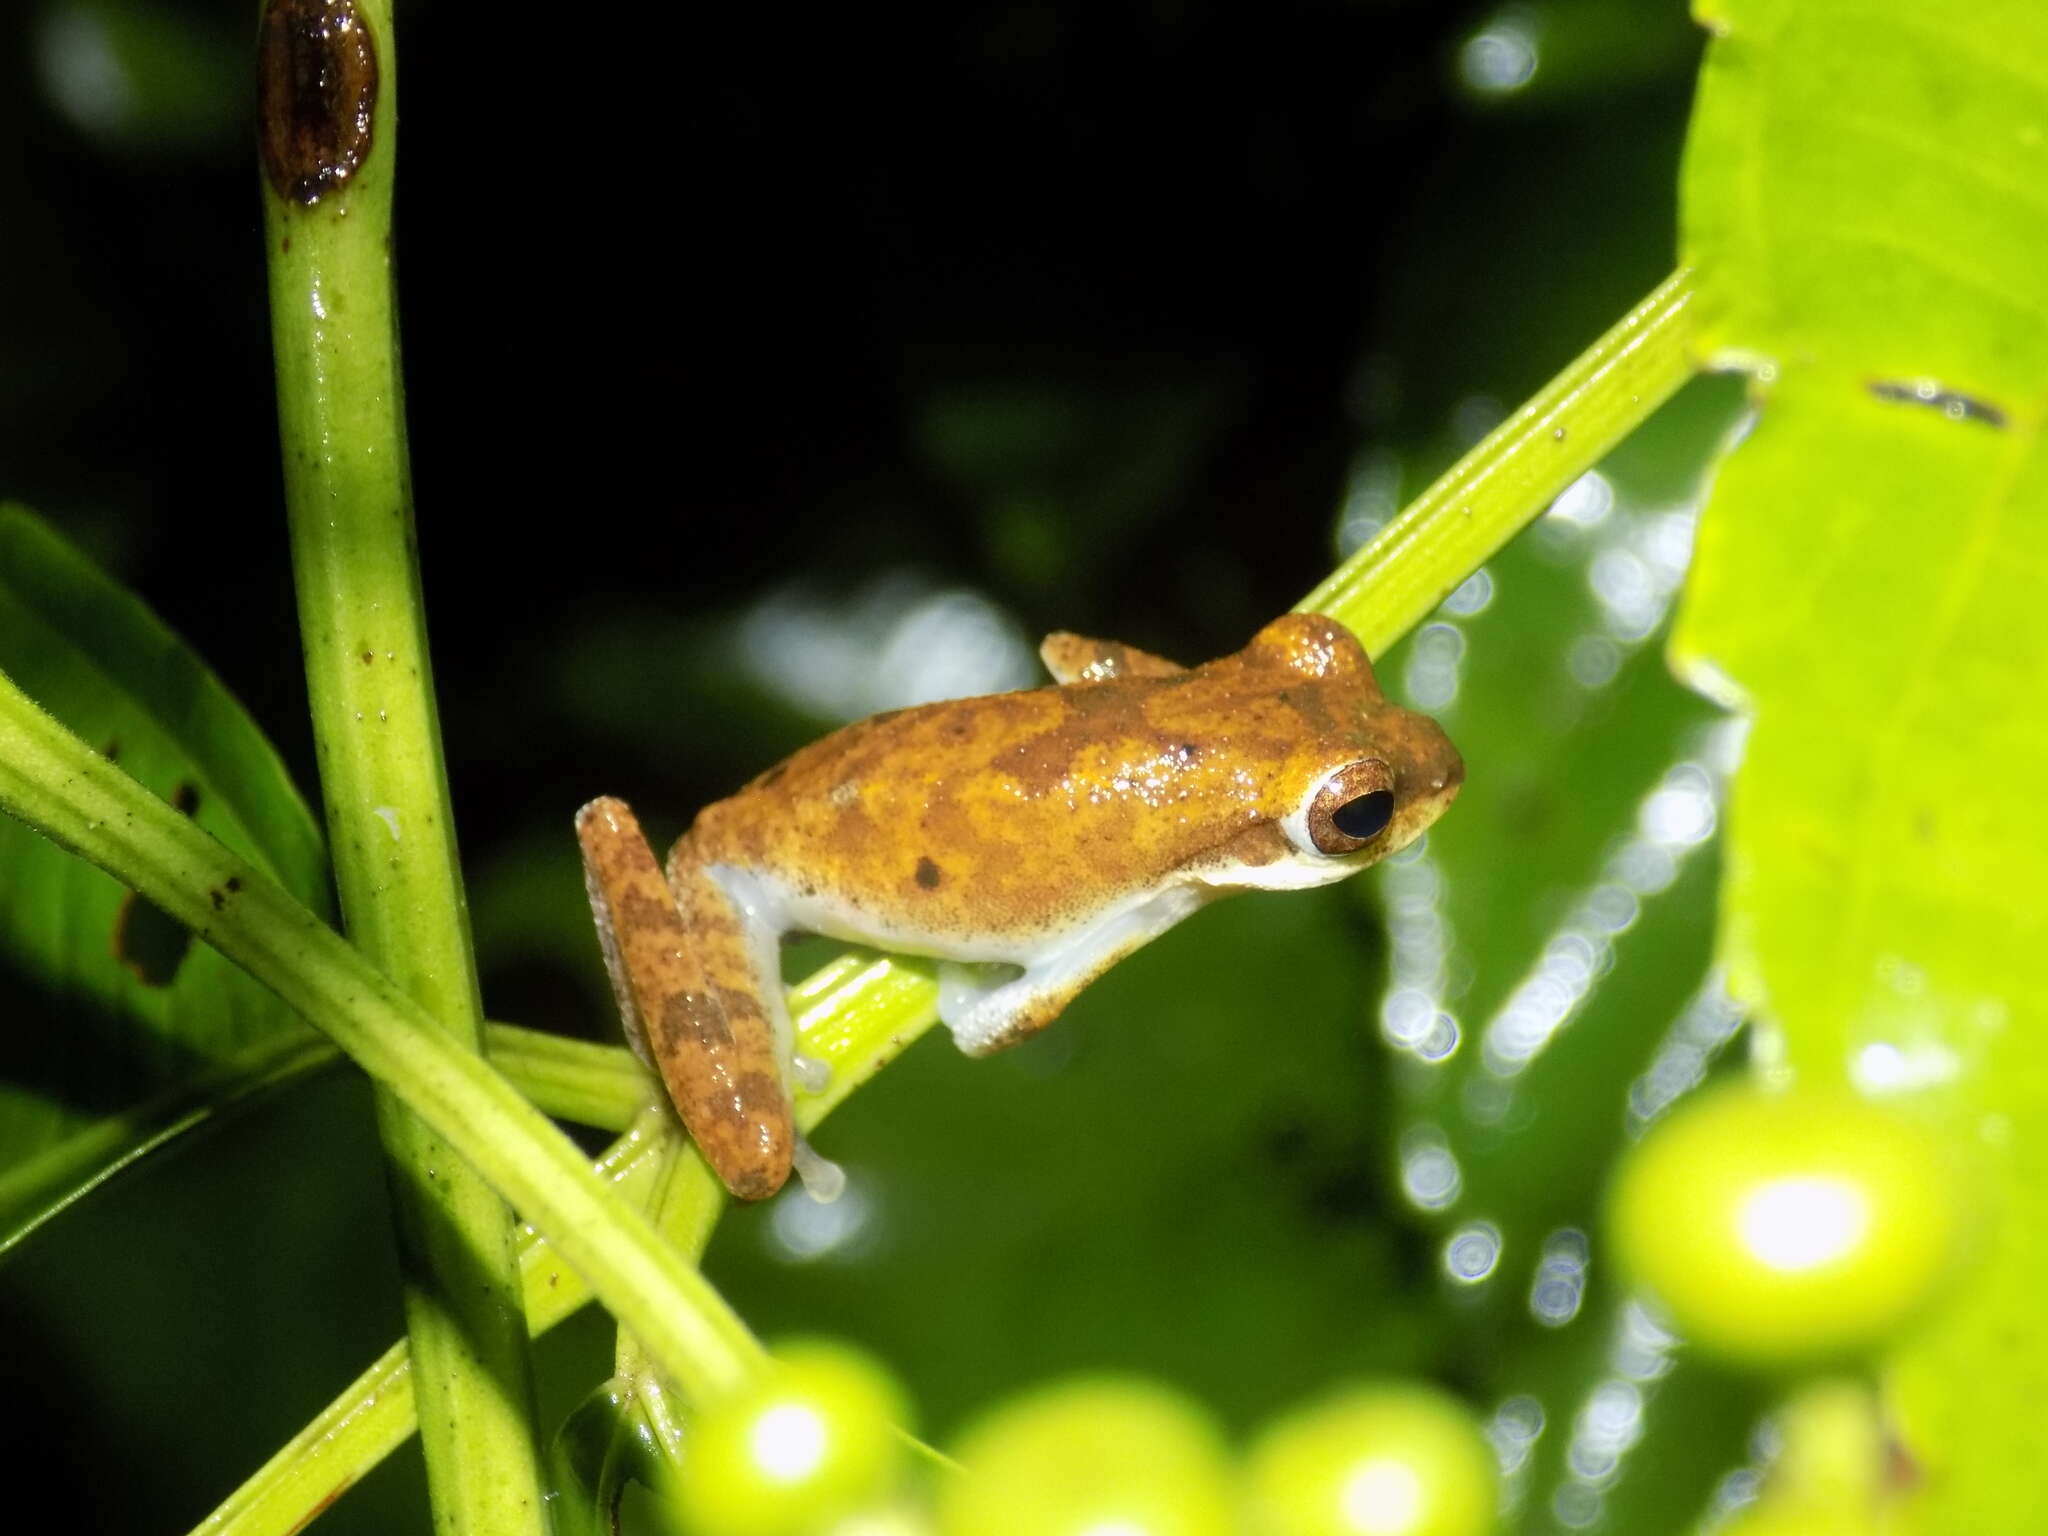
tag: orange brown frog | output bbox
[577,612,1463,1201]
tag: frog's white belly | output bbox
[710,860,1203,968]
[705,849,1357,1056]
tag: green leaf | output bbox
[1674,2,2048,1526]
[0,504,329,1252]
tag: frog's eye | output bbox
[1288,759,1396,857]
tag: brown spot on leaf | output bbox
[915,855,943,889]
[257,0,378,206]
[114,892,193,986]
[113,780,203,985]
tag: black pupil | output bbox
[1331,790,1394,841]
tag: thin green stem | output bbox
[483,1023,655,1130]
[193,1109,683,1536]
[256,0,547,1528]
[1301,268,1700,652]
[0,666,764,1401]
[194,961,938,1536]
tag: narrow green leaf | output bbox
[1675,1,2048,1524]
[0,503,328,1250]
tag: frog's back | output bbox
[681,660,1357,945]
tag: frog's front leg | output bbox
[939,884,1210,1055]
[576,797,795,1200]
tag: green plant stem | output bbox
[194,956,937,1536]
[194,1107,683,1536]
[1301,267,1700,653]
[255,1,548,1528]
[483,1023,654,1130]
[0,667,764,1398]
[2,265,1705,1536]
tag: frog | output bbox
[576,611,1463,1202]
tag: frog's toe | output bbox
[791,1136,846,1203]
[791,1052,831,1094]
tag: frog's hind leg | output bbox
[576,797,795,1200]
[939,884,1209,1056]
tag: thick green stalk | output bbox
[1301,268,1700,652]
[258,2,535,1527]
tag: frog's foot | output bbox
[577,798,797,1202]
[790,1135,846,1203]
[937,885,1208,1055]
[791,1052,832,1095]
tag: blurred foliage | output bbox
[1675,0,2048,1525]
[0,505,328,1251]
[9,0,2032,1534]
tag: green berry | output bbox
[673,1338,914,1536]
[1608,1084,1967,1367]
[1243,1384,1498,1536]
[938,1377,1236,1536]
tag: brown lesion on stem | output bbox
[257,0,379,207]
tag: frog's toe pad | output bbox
[937,961,1024,1047]
[791,1136,846,1203]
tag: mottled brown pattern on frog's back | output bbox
[684,645,1397,936]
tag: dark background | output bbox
[0,1,1722,1531]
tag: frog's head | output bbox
[1241,614,1464,886]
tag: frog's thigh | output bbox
[657,857,800,1199]
[939,885,1208,1055]
[576,798,795,1200]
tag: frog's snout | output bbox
[1398,707,1461,781]
[1433,740,1466,797]
[1404,715,1465,820]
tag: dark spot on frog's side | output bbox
[915,856,943,889]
